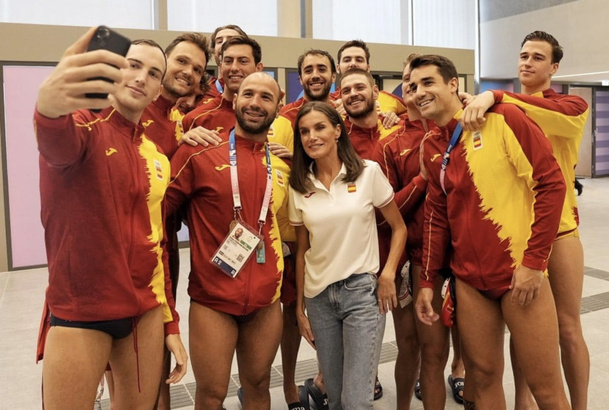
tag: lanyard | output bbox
[229,130,273,234]
[439,123,462,195]
[216,78,224,94]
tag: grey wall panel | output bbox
[481,0,578,22]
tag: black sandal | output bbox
[414,378,422,401]
[374,376,383,400]
[305,378,328,410]
[448,374,465,405]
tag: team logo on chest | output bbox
[472,131,483,150]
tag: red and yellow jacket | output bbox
[35,107,178,335]
[166,132,292,315]
[344,117,401,159]
[421,106,566,292]
[491,89,589,235]
[182,94,235,135]
[141,95,182,159]
[373,118,430,264]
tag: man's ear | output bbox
[256,62,264,72]
[550,62,559,77]
[153,84,163,102]
[449,77,459,94]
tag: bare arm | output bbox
[376,199,407,314]
[294,225,315,349]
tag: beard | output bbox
[163,78,190,99]
[236,107,275,135]
[303,81,332,101]
[345,96,376,119]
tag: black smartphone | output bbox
[85,26,131,103]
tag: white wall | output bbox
[481,0,609,81]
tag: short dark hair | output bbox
[410,54,458,84]
[210,24,247,48]
[297,50,336,77]
[290,101,364,194]
[165,33,210,69]
[339,68,375,88]
[337,39,370,65]
[221,35,262,65]
[521,30,563,64]
[131,39,167,80]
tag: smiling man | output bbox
[332,39,405,128]
[204,24,247,100]
[181,35,263,140]
[340,68,400,158]
[34,28,187,410]
[411,54,569,410]
[270,49,337,155]
[165,72,291,410]
[140,33,209,159]
[461,30,590,410]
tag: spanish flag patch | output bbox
[347,183,357,193]
[276,170,285,187]
[154,159,164,180]
[472,131,483,150]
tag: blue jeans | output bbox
[306,273,386,410]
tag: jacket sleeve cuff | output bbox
[164,321,180,336]
[412,174,428,190]
[521,254,549,272]
[491,90,504,104]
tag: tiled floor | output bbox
[0,177,608,410]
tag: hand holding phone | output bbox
[86,26,131,102]
[36,27,129,119]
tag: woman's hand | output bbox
[296,308,316,349]
[377,273,398,314]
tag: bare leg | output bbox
[449,325,465,403]
[392,292,420,410]
[548,236,589,410]
[455,278,507,410]
[412,265,450,410]
[42,327,113,410]
[157,230,181,410]
[156,349,172,410]
[392,266,420,410]
[237,300,283,410]
[461,345,475,407]
[109,306,165,410]
[189,302,238,410]
[281,301,303,404]
[511,339,539,410]
[503,279,571,410]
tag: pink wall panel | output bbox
[3,65,54,268]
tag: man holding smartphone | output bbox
[34,27,187,410]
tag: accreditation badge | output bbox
[211,221,262,278]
